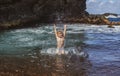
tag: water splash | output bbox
[38,47,89,62]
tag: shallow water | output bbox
[0,24,120,76]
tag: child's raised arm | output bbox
[54,24,57,37]
[64,25,67,37]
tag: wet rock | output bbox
[69,54,78,63]
[108,24,115,28]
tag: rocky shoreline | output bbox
[0,0,120,30]
[0,0,85,30]
[0,16,40,30]
[1,15,120,30]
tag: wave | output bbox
[84,25,120,33]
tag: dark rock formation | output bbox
[0,0,87,30]
[65,14,120,25]
[103,13,118,16]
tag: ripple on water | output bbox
[0,24,120,76]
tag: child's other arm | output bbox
[54,24,57,37]
[64,25,67,37]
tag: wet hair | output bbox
[57,31,63,34]
[57,31,64,37]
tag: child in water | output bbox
[54,24,66,55]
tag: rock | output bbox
[108,24,115,28]
[0,0,87,30]
[70,54,78,63]
[1,0,119,29]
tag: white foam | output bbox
[40,47,88,58]
[84,25,120,33]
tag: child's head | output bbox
[57,31,64,38]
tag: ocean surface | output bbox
[0,24,120,76]
[108,18,120,22]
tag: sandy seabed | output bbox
[0,54,91,76]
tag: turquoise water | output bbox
[0,24,85,55]
[0,24,120,76]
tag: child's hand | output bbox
[64,25,67,29]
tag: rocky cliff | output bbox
[0,0,87,29]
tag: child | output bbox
[54,24,66,55]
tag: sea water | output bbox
[0,24,120,76]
